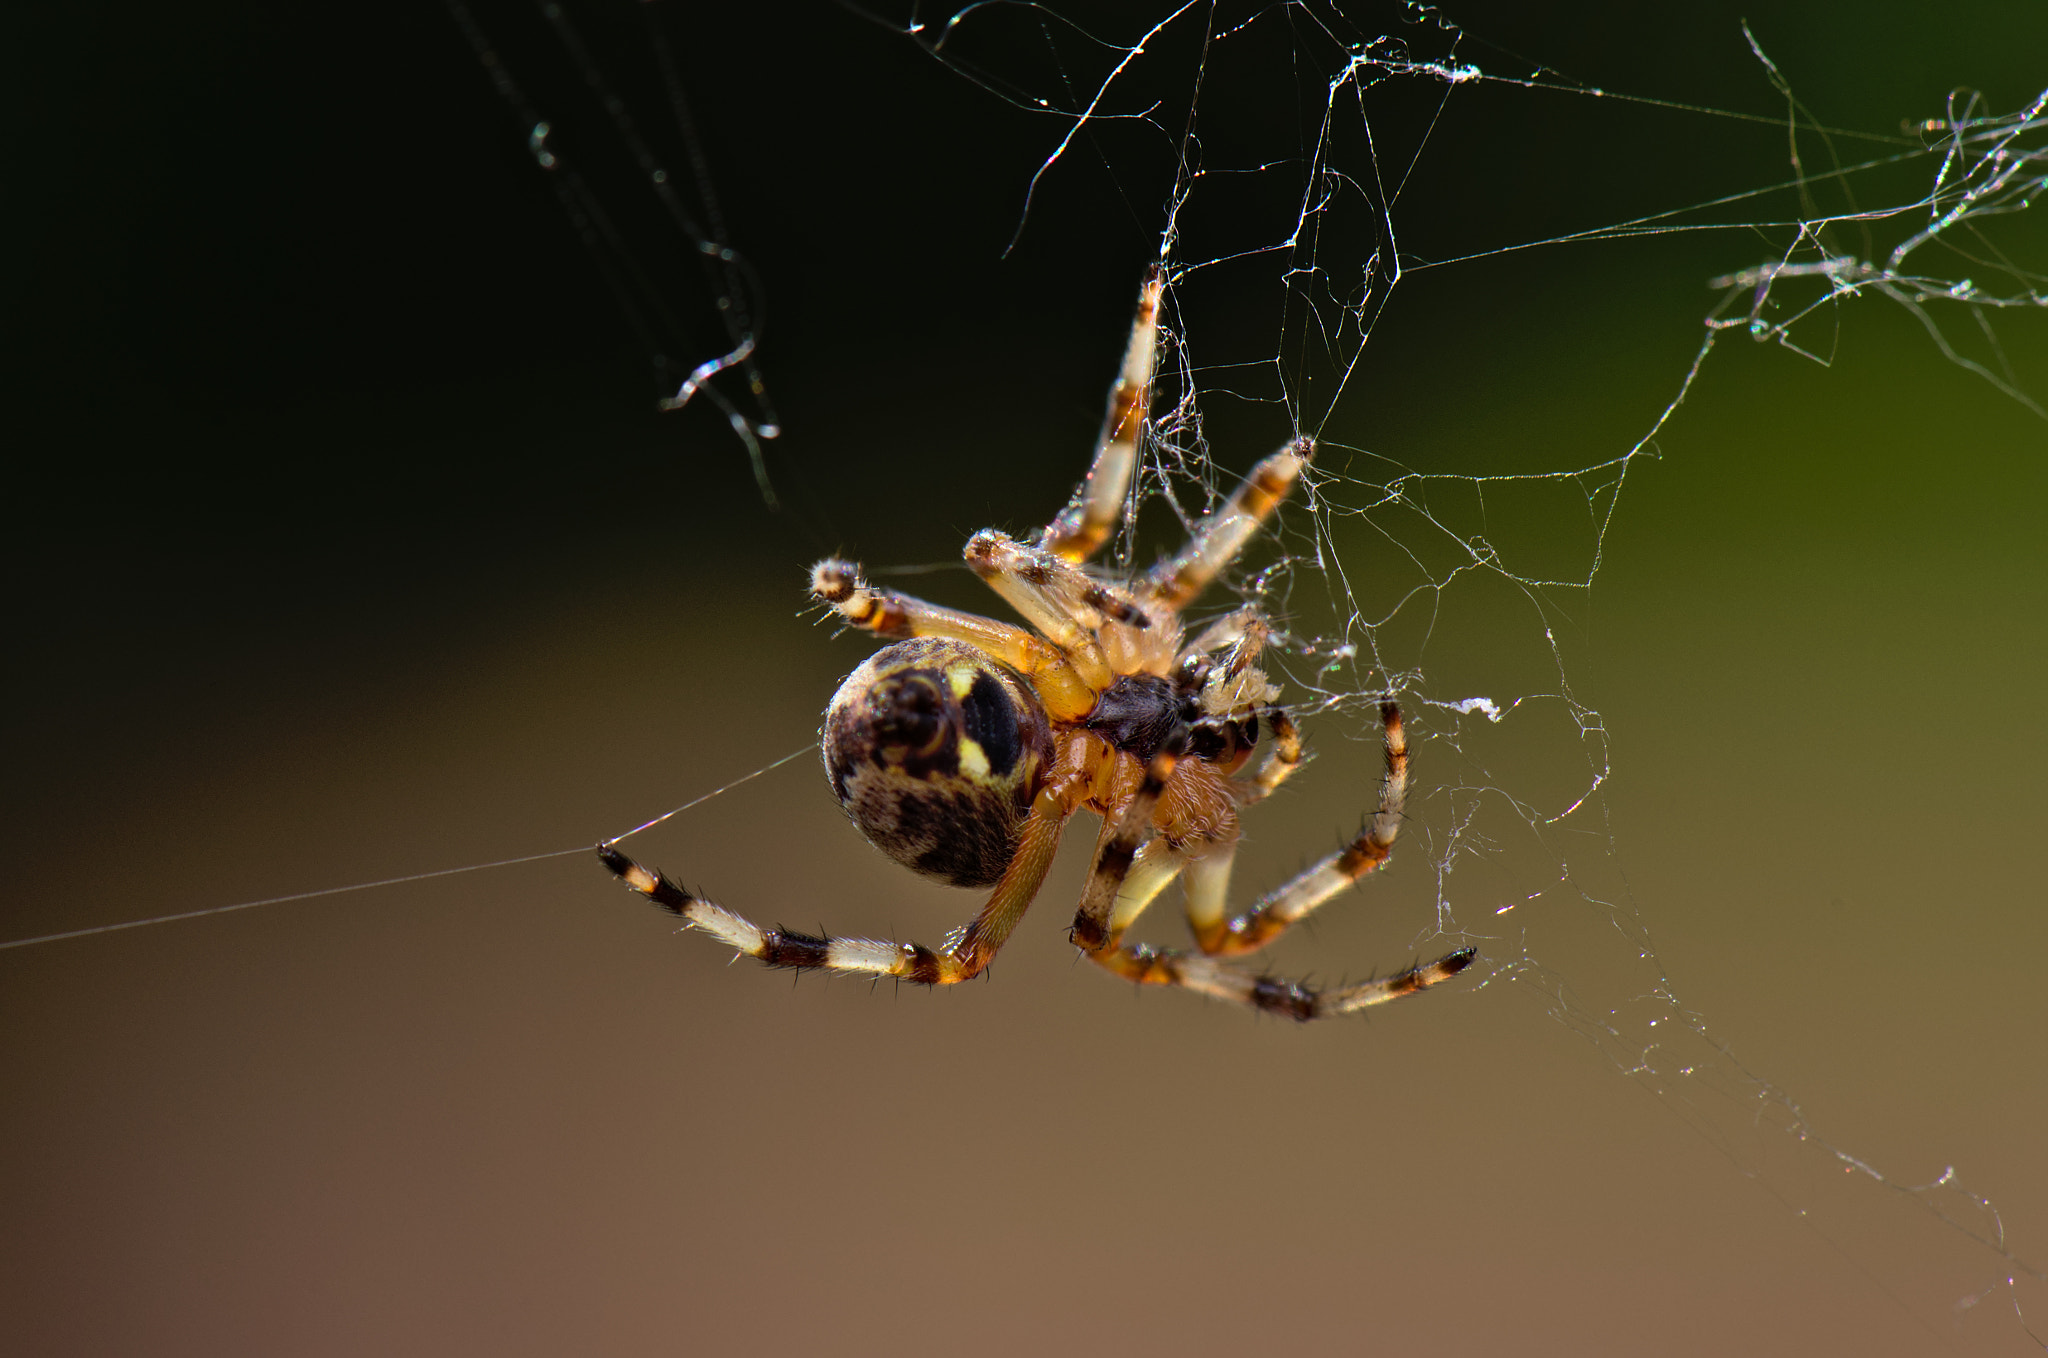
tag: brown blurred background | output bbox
[4,3,2044,1354]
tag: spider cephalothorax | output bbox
[1082,671,1251,769]
[601,266,1475,1021]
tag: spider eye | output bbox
[822,638,1053,888]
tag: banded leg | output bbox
[1088,939,1477,1022]
[1069,741,1182,952]
[1064,726,1470,1021]
[1040,265,1163,564]
[1186,615,1285,727]
[599,767,1074,984]
[1238,704,1306,806]
[1145,439,1312,609]
[964,529,1152,690]
[810,557,1097,720]
[1183,605,1261,660]
[1108,840,1184,936]
[1190,699,1406,957]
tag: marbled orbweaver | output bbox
[600,267,1475,1020]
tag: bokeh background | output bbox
[5,3,2044,1354]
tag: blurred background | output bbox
[4,2,2044,1354]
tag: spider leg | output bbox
[1108,839,1184,935]
[1095,937,1476,1021]
[1068,701,1470,1020]
[964,529,1152,689]
[1237,704,1306,806]
[1144,438,1311,609]
[1069,741,1183,953]
[599,764,1074,985]
[1040,265,1163,564]
[811,558,1098,720]
[1183,605,1262,660]
[1190,699,1406,956]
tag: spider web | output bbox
[863,0,2048,1346]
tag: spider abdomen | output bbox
[822,638,1054,888]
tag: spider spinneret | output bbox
[601,266,1476,1021]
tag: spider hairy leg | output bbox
[968,531,1149,631]
[1102,941,1477,1022]
[1146,438,1312,609]
[964,530,1155,689]
[1070,739,1184,952]
[1066,699,1469,1021]
[810,558,1097,720]
[1189,699,1406,956]
[597,845,887,969]
[1238,704,1305,805]
[1108,840,1183,936]
[1182,605,1262,660]
[1040,264,1162,564]
[597,755,1072,984]
[1257,948,1479,1019]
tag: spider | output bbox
[599,267,1476,1021]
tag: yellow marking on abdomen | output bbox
[957,737,990,781]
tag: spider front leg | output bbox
[810,558,1098,720]
[1145,438,1312,609]
[1040,265,1163,564]
[963,529,1158,689]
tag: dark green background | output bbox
[5,3,2044,1353]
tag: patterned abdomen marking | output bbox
[822,638,1055,887]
